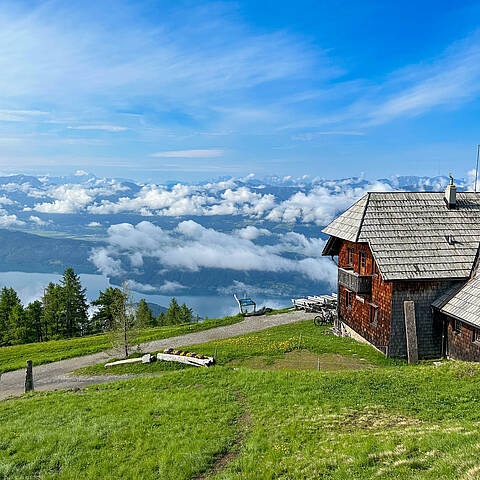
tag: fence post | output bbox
[25,360,34,393]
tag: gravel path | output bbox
[0,311,315,400]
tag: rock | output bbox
[142,354,154,364]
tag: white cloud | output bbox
[29,215,51,226]
[0,211,25,227]
[68,125,128,132]
[266,180,393,225]
[75,170,89,176]
[32,185,94,213]
[89,248,123,276]
[158,280,187,293]
[235,226,271,240]
[87,221,101,227]
[151,149,224,158]
[90,220,337,287]
[0,109,49,122]
[127,280,157,292]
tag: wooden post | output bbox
[403,301,419,364]
[25,360,34,392]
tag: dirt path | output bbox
[0,311,315,400]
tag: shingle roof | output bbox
[322,194,368,242]
[433,273,480,328]
[322,192,480,281]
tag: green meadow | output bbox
[2,319,480,479]
[0,315,242,373]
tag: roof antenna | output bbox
[475,144,480,193]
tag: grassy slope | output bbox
[75,320,401,376]
[0,315,242,373]
[3,320,480,479]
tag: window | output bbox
[345,290,353,310]
[369,305,378,325]
[473,328,480,343]
[347,247,354,267]
[453,319,462,335]
[359,251,366,271]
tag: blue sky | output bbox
[2,0,480,182]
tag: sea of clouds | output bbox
[0,171,471,295]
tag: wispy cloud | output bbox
[293,131,365,140]
[0,109,49,122]
[364,32,480,125]
[67,125,128,132]
[151,149,224,158]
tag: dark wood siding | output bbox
[390,280,462,359]
[446,318,480,361]
[338,240,392,352]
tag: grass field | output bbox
[74,320,401,376]
[2,320,480,479]
[0,315,243,373]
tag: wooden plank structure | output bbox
[105,357,143,368]
[157,349,214,367]
[291,293,337,312]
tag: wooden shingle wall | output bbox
[390,280,461,358]
[446,319,480,361]
[338,240,392,351]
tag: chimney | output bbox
[444,173,456,209]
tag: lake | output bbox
[0,271,292,318]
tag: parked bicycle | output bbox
[313,309,335,327]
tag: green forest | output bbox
[0,268,196,347]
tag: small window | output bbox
[359,251,366,270]
[347,247,354,267]
[369,305,378,325]
[473,328,480,343]
[345,290,353,310]
[453,319,462,335]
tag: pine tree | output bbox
[60,268,89,337]
[179,303,193,324]
[6,303,30,345]
[42,282,63,340]
[0,287,23,346]
[157,312,166,326]
[136,299,153,327]
[25,300,44,342]
[91,287,124,332]
[165,297,181,325]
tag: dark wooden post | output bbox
[25,360,34,392]
[404,301,419,363]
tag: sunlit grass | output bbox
[0,315,243,373]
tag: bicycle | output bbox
[313,309,335,327]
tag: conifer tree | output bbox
[25,300,44,343]
[91,287,124,332]
[60,268,89,337]
[42,282,62,340]
[165,297,181,325]
[0,287,23,346]
[136,299,153,327]
[179,302,193,324]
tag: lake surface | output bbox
[0,271,292,318]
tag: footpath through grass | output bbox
[0,315,243,373]
[2,360,480,479]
